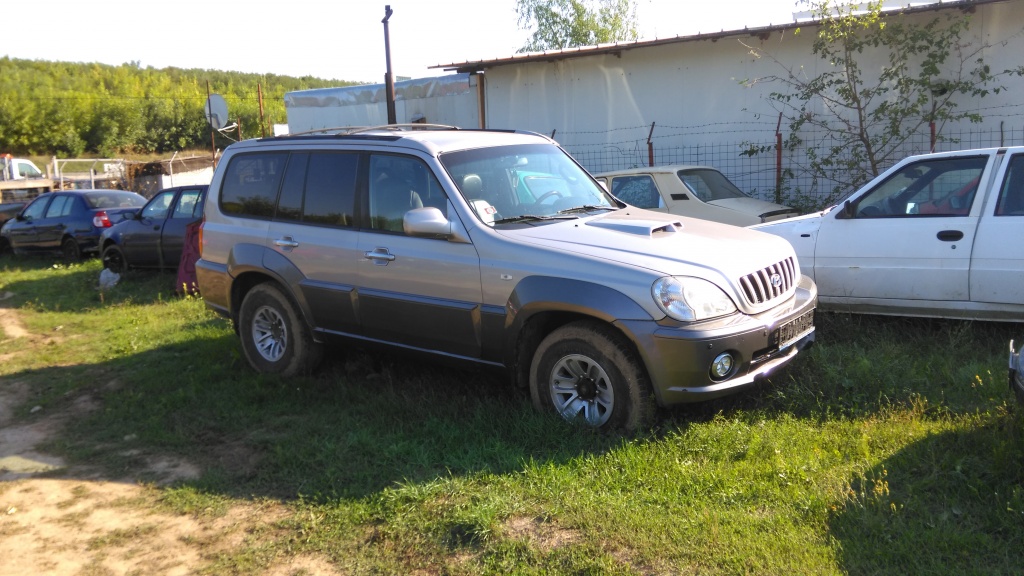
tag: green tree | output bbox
[741,0,1023,205]
[516,0,638,53]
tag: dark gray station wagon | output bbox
[197,126,817,431]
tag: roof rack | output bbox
[284,123,460,137]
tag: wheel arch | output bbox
[227,245,320,342]
[504,276,654,391]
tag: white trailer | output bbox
[284,73,482,133]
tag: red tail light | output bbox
[93,211,112,228]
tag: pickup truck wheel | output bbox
[61,238,81,261]
[102,245,127,274]
[238,283,322,377]
[530,321,655,432]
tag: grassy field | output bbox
[1,255,1022,574]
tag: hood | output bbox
[707,197,799,222]
[502,208,798,282]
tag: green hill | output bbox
[0,57,357,157]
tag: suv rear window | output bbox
[220,153,287,218]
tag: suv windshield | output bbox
[440,143,616,225]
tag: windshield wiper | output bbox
[555,204,617,215]
[493,213,579,224]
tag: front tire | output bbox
[238,283,322,376]
[102,245,128,274]
[530,321,655,432]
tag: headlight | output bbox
[652,277,737,322]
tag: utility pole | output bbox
[382,5,397,125]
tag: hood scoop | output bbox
[586,217,683,238]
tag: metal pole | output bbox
[775,112,783,204]
[258,83,267,138]
[382,5,397,125]
[207,81,216,167]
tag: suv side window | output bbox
[274,152,358,227]
[368,154,439,233]
[304,153,358,226]
[220,153,287,219]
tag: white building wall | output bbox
[481,0,1024,199]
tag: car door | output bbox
[814,153,993,304]
[35,194,74,248]
[970,148,1024,306]
[160,187,205,268]
[265,152,363,335]
[356,153,483,358]
[122,189,176,268]
[6,195,51,250]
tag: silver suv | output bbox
[197,126,817,431]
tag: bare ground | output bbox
[0,301,342,575]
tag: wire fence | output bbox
[562,122,1024,209]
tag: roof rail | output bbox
[283,123,460,137]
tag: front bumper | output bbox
[1010,340,1024,404]
[620,275,817,406]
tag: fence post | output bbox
[775,112,783,204]
[647,122,656,167]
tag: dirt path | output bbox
[0,303,339,575]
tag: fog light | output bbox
[711,352,735,380]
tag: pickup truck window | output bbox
[996,154,1024,216]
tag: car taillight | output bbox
[198,217,205,257]
[93,211,112,228]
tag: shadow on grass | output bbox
[5,327,620,502]
[662,312,1024,427]
[828,413,1024,573]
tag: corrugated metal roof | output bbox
[433,0,1006,74]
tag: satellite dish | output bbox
[204,94,229,130]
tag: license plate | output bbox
[770,310,814,350]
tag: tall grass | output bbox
[1,255,1021,574]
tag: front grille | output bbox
[739,257,796,307]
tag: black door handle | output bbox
[937,230,963,242]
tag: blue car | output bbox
[99,185,207,274]
[0,189,146,259]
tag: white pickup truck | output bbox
[1,155,44,181]
[754,146,1024,322]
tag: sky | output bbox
[0,0,803,83]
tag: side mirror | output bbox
[16,213,25,221]
[836,200,854,219]
[404,207,451,238]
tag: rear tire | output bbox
[530,321,655,433]
[238,283,322,376]
[102,245,128,274]
[61,237,81,261]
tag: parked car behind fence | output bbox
[594,165,799,226]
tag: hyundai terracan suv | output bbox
[197,126,816,431]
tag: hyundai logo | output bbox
[770,273,783,288]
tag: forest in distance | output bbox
[0,57,359,158]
